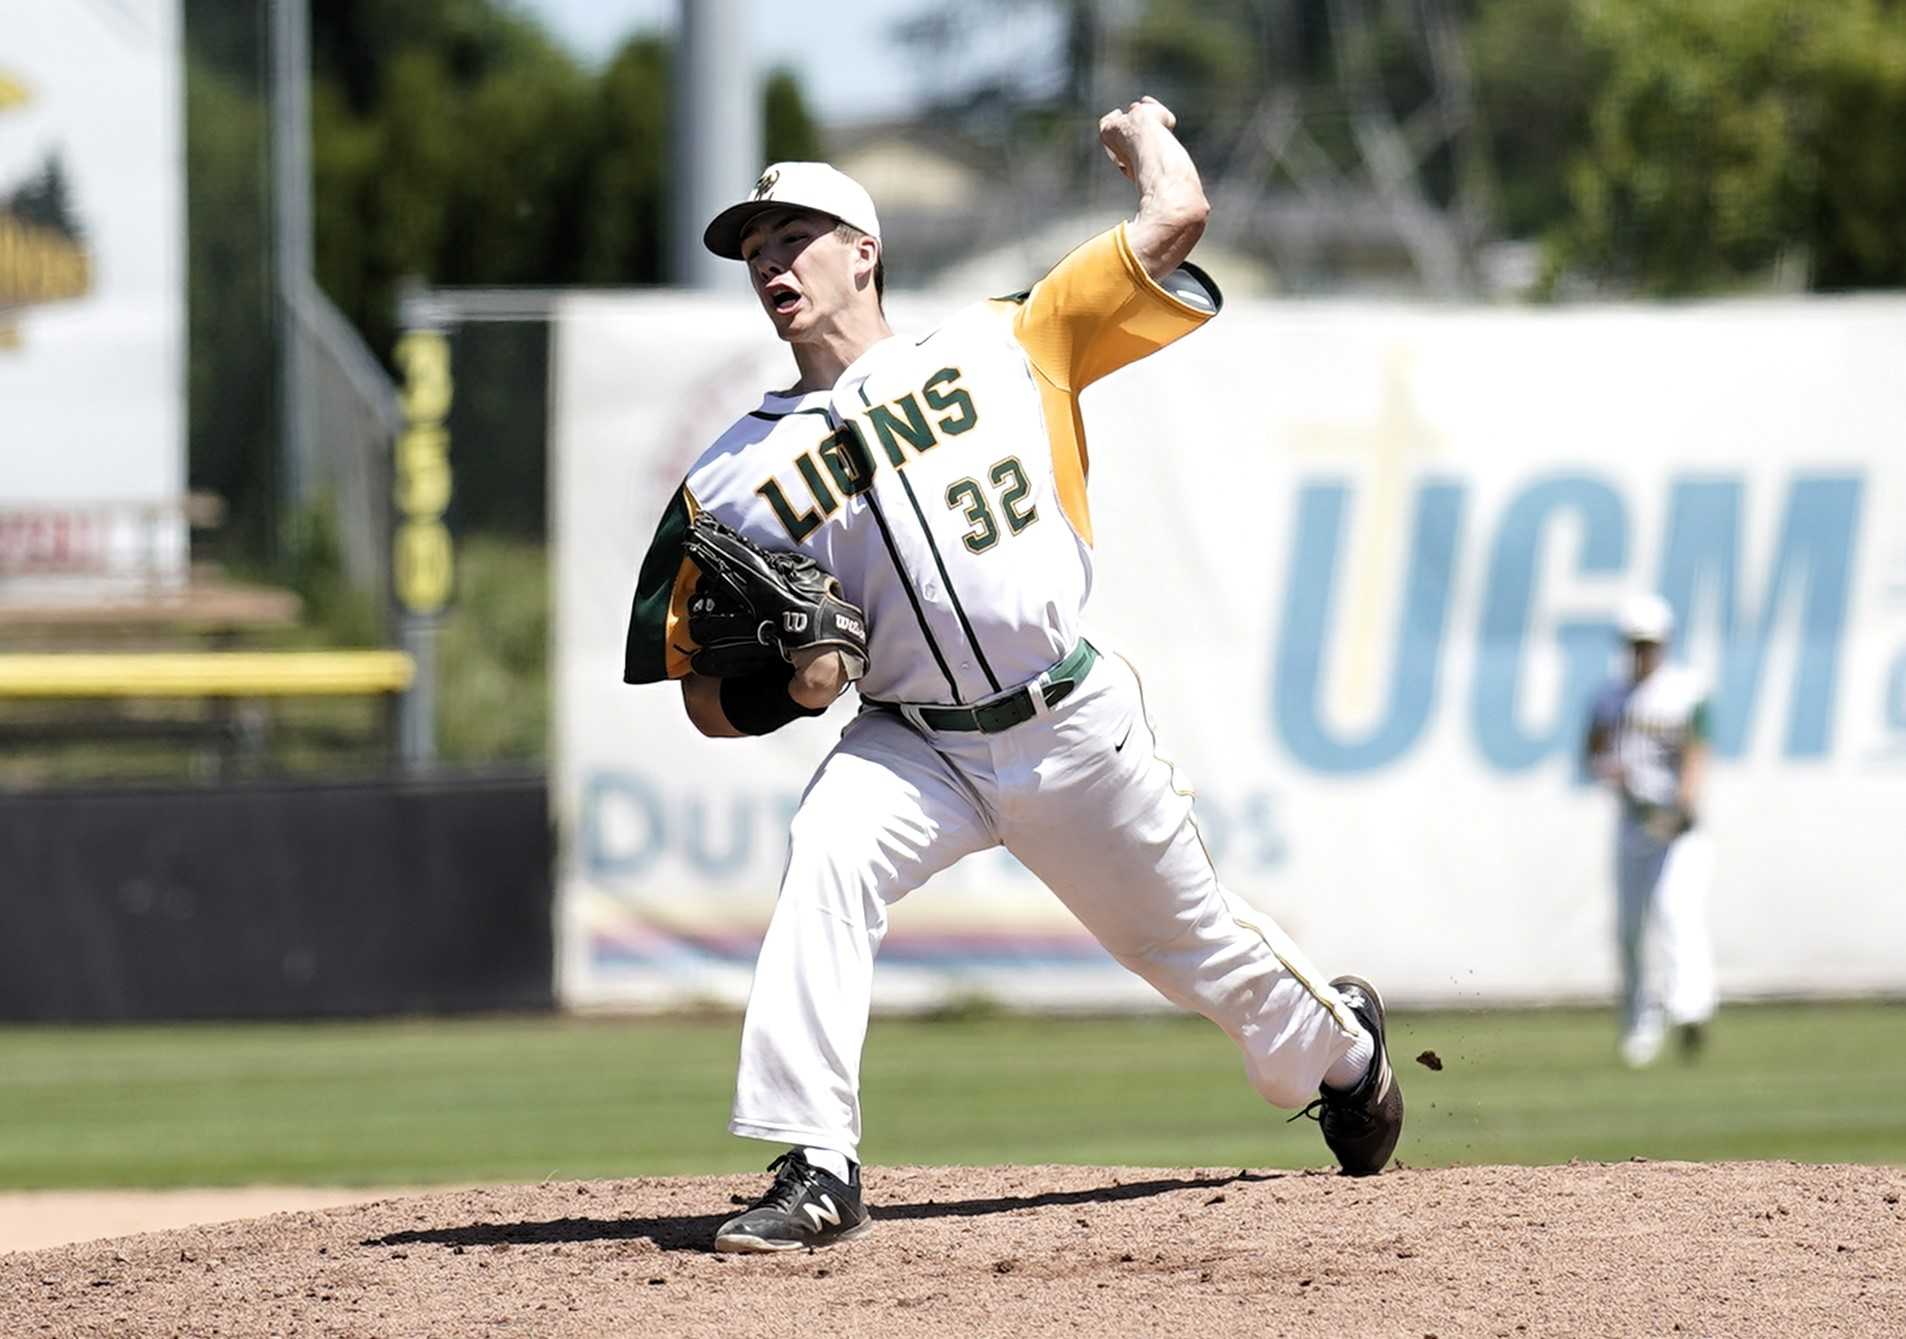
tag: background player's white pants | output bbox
[1615,821,1718,1037]
[729,652,1363,1160]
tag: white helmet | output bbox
[1617,592,1674,645]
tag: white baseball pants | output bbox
[728,650,1363,1160]
[1615,820,1718,1036]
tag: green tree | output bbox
[184,0,825,555]
[309,14,825,353]
[1553,0,1906,294]
[763,67,822,163]
[311,23,590,361]
[1800,0,1906,288]
[184,45,276,556]
[576,38,669,284]
[1470,0,1604,242]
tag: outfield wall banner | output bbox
[0,1,186,596]
[553,291,1906,1010]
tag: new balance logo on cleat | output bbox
[801,1196,841,1231]
[714,1151,872,1254]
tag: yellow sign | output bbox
[1,71,90,336]
[393,329,454,615]
[0,214,91,308]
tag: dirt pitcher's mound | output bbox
[5,1161,1903,1338]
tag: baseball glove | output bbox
[1641,803,1696,842]
[682,514,870,681]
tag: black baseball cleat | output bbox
[1294,975,1405,1176]
[1678,1021,1707,1063]
[713,1151,872,1253]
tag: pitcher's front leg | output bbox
[731,713,995,1157]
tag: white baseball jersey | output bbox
[1590,664,1710,810]
[624,223,1217,703]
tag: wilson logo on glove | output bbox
[683,514,871,682]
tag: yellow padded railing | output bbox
[0,651,415,698]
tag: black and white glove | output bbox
[682,514,870,681]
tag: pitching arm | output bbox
[1099,96,1210,281]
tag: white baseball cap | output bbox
[702,161,882,260]
[1617,592,1675,644]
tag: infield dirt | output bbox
[4,1160,1901,1337]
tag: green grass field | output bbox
[0,1002,1898,1190]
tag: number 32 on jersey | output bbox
[945,457,1038,553]
[754,367,1030,554]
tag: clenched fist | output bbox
[1099,96,1178,179]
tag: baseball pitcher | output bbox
[1584,592,1719,1067]
[623,98,1403,1252]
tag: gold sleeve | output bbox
[1008,223,1218,393]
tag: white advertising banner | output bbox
[0,1,186,595]
[553,290,1906,1009]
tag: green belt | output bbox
[883,639,1099,734]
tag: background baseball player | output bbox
[1584,593,1719,1068]
[623,97,1403,1252]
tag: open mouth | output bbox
[769,289,801,313]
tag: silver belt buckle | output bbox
[1024,670,1054,721]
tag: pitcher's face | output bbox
[740,209,867,341]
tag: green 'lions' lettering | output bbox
[923,367,977,435]
[794,454,840,518]
[757,478,822,543]
[867,393,936,466]
[758,427,863,543]
[754,370,985,544]
[817,423,875,497]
